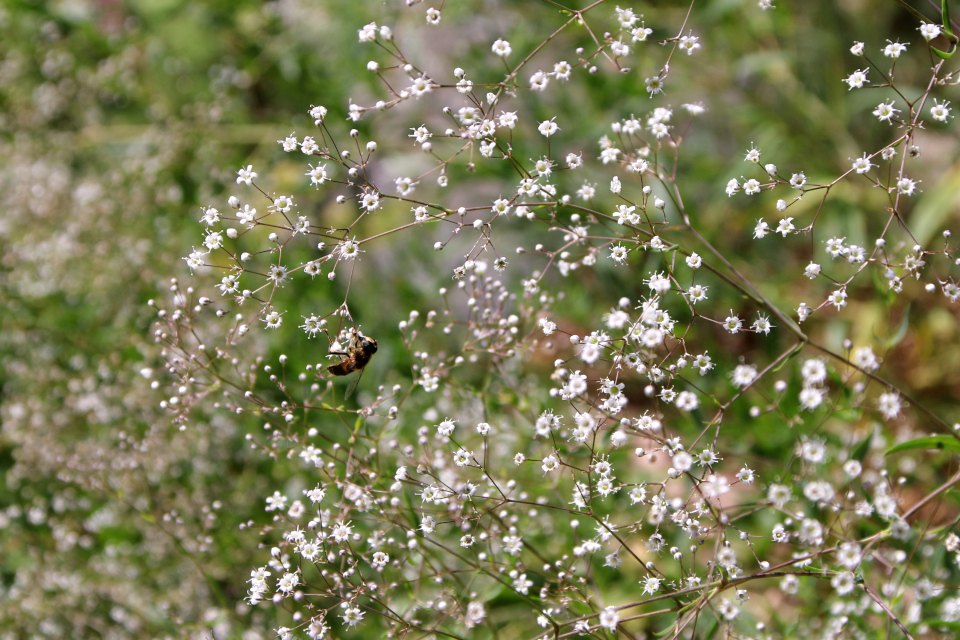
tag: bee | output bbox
[327,328,378,398]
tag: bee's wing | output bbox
[345,366,365,400]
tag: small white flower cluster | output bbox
[155,4,960,639]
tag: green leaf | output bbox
[927,620,960,630]
[832,408,863,423]
[701,617,720,640]
[875,306,910,350]
[851,432,873,461]
[773,342,806,372]
[911,161,960,248]
[933,0,958,57]
[931,45,955,59]
[886,435,960,455]
[653,620,679,638]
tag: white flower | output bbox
[743,178,760,196]
[236,165,258,185]
[645,76,665,97]
[853,346,881,371]
[693,352,714,375]
[599,607,619,631]
[754,219,771,239]
[641,575,661,594]
[836,542,862,569]
[646,272,672,296]
[801,359,827,385]
[843,68,869,89]
[395,177,418,197]
[553,60,572,81]
[436,418,456,436]
[300,136,318,154]
[768,484,792,507]
[702,474,730,497]
[537,118,559,137]
[827,287,848,310]
[541,454,559,473]
[882,40,907,59]
[873,101,900,123]
[502,535,523,555]
[358,22,377,42]
[497,112,518,129]
[491,39,512,57]
[723,311,743,334]
[609,244,629,263]
[338,239,362,260]
[731,364,757,387]
[610,39,631,57]
[307,164,329,185]
[920,22,942,41]
[852,153,874,173]
[769,216,793,236]
[530,70,549,91]
[360,191,381,211]
[309,105,327,124]
[931,99,952,122]
[672,451,693,472]
[825,236,848,257]
[453,448,473,467]
[752,314,773,335]
[371,551,389,568]
[632,26,653,42]
[679,34,700,55]
[539,318,557,335]
[262,309,283,330]
[408,75,435,97]
[341,607,365,627]
[831,571,856,595]
[688,284,709,303]
[203,231,223,251]
[277,133,300,153]
[799,386,824,411]
[945,282,960,302]
[877,391,902,420]
[277,572,299,594]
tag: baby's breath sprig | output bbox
[155,2,960,638]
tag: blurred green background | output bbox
[1,0,958,637]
